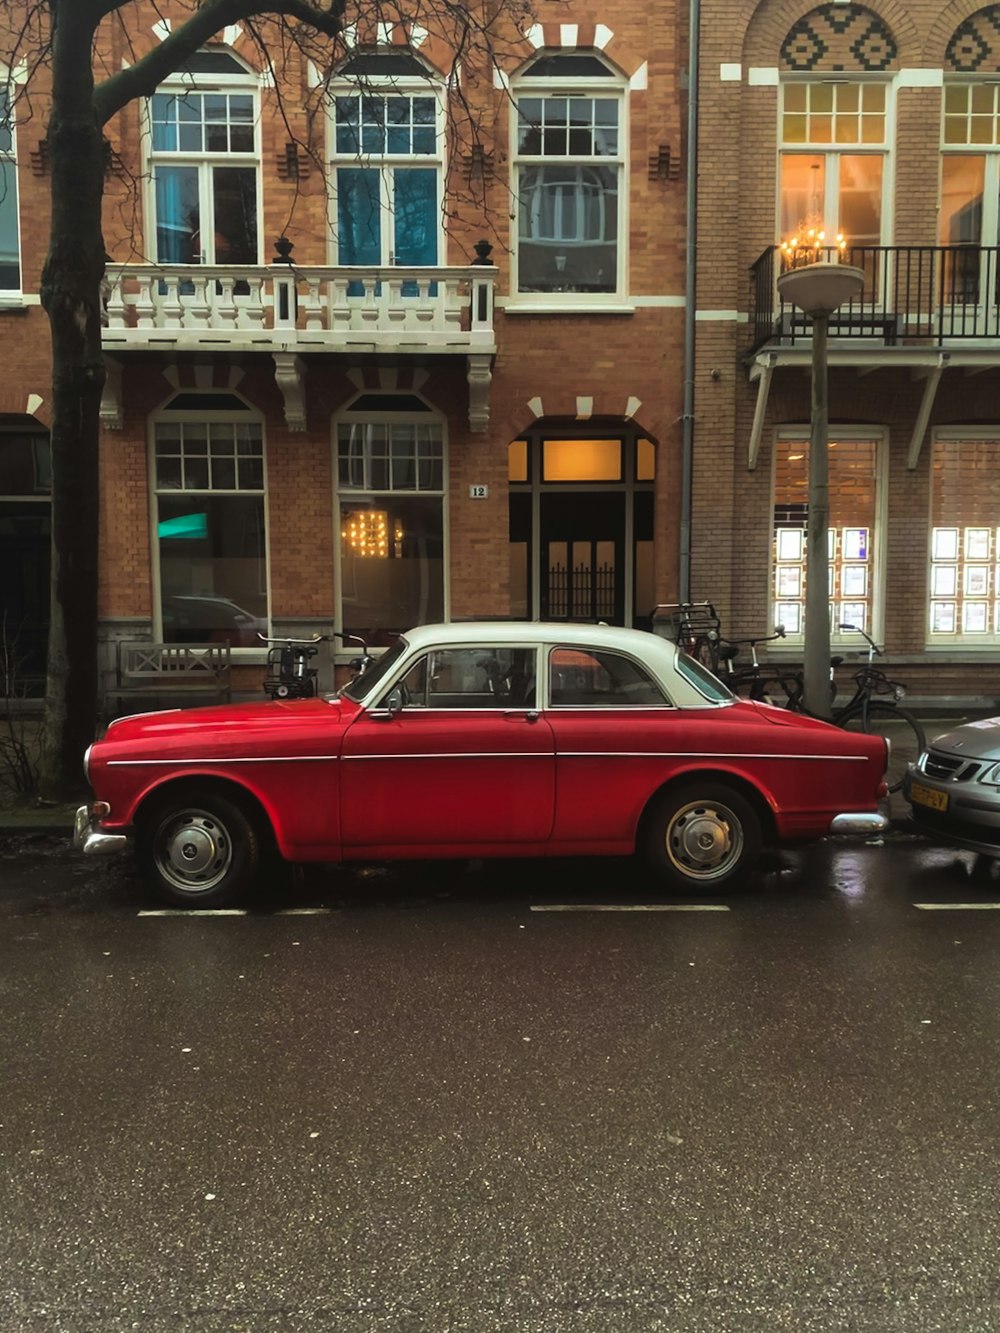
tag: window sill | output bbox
[0,298,28,315]
[499,300,636,316]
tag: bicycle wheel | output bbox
[840,701,926,794]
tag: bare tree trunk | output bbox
[38,0,106,798]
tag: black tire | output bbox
[840,701,926,794]
[641,782,763,892]
[137,787,261,908]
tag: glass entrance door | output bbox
[540,492,625,624]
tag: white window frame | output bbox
[769,426,887,649]
[148,395,270,653]
[940,79,1000,246]
[327,60,446,269]
[777,76,894,247]
[925,429,1000,650]
[332,395,449,656]
[0,73,22,299]
[510,56,628,308]
[143,52,262,267]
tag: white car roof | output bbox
[400,620,675,655]
[369,622,720,709]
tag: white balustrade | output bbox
[102,263,496,352]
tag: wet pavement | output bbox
[2,838,1000,1331]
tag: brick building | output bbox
[0,1,689,704]
[694,0,1000,704]
[9,0,997,712]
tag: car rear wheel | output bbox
[642,783,762,892]
[137,788,260,908]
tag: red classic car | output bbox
[75,622,889,906]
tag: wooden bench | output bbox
[103,641,232,719]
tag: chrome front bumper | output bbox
[829,811,888,836]
[74,805,129,856]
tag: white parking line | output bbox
[914,902,1000,911]
[530,904,730,912]
[138,908,337,917]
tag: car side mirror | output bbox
[368,685,405,721]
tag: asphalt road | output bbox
[2,838,1000,1332]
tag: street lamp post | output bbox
[776,261,865,719]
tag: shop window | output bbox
[153,408,267,648]
[148,51,259,267]
[772,436,878,640]
[337,408,445,645]
[927,436,1000,641]
[513,53,625,298]
[0,85,21,292]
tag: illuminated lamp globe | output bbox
[777,262,865,317]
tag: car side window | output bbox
[396,647,536,709]
[548,647,668,706]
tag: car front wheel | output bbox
[642,783,762,892]
[137,788,260,908]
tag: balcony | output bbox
[748,244,1000,353]
[100,262,498,432]
[745,245,1000,471]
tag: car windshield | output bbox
[338,636,409,703]
[675,650,733,702]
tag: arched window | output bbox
[335,393,446,644]
[329,51,444,272]
[513,52,626,299]
[0,80,21,292]
[151,392,268,648]
[147,48,260,267]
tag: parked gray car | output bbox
[903,717,1000,855]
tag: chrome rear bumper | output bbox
[74,805,129,856]
[829,811,888,836]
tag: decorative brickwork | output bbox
[945,5,1000,70]
[780,4,898,71]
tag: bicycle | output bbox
[714,627,803,705]
[784,623,925,793]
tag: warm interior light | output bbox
[342,510,390,558]
[780,223,848,270]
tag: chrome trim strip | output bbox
[554,751,867,761]
[344,752,550,760]
[108,755,340,766]
[342,750,867,762]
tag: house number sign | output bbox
[469,485,489,499]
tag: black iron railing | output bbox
[748,244,1000,353]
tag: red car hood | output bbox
[101,695,355,744]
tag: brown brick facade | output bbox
[0,0,692,699]
[695,0,1000,704]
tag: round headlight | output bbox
[83,744,93,783]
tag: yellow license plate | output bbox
[910,781,949,812]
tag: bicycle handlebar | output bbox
[838,623,881,660]
[257,632,326,646]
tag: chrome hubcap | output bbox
[157,810,232,891]
[666,800,742,880]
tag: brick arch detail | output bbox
[928,3,1000,70]
[740,0,917,71]
[496,25,648,83]
[492,399,660,447]
[0,395,49,426]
